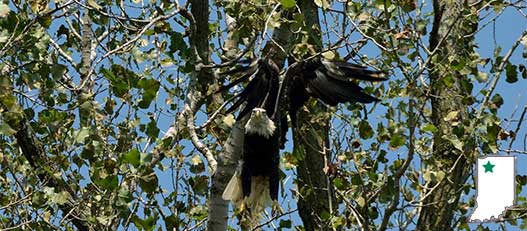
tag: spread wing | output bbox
[218,58,281,120]
[281,57,387,126]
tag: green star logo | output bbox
[483,161,495,173]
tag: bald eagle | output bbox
[221,58,286,213]
[220,56,387,212]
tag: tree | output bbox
[0,0,526,230]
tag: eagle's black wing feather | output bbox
[220,59,276,119]
[283,57,387,126]
[307,69,380,104]
[224,76,260,115]
[234,73,271,119]
[323,60,388,82]
[215,63,259,94]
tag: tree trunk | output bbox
[206,10,293,230]
[294,1,337,230]
[207,119,247,231]
[416,0,478,229]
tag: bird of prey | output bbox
[221,58,287,213]
[220,55,387,213]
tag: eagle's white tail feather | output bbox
[245,176,272,213]
[222,174,243,207]
[222,161,244,207]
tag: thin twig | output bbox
[507,105,527,152]
[49,37,75,64]
[476,31,527,119]
[251,209,298,231]
[197,93,240,130]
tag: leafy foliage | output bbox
[0,0,526,230]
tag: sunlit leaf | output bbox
[443,111,459,122]
[281,0,296,8]
[122,148,140,168]
[389,134,405,149]
[0,3,9,17]
[74,127,90,144]
[421,123,438,133]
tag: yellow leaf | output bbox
[191,154,202,166]
[322,51,336,60]
[30,0,48,13]
[43,210,51,222]
[87,0,103,10]
[222,114,235,128]
[314,0,330,9]
[356,196,366,207]
[443,111,459,122]
[0,3,10,17]
[160,58,174,67]
[521,35,527,48]
[358,12,370,22]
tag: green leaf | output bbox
[137,78,160,109]
[53,191,70,205]
[97,174,119,190]
[415,19,427,35]
[123,148,140,168]
[421,123,438,133]
[505,62,518,83]
[31,191,46,208]
[358,120,374,139]
[451,60,465,71]
[279,219,292,228]
[38,14,52,28]
[138,169,158,193]
[118,186,133,203]
[146,118,159,138]
[0,122,16,135]
[332,177,349,190]
[51,64,67,80]
[74,127,90,144]
[189,175,208,196]
[190,154,205,174]
[445,135,463,151]
[101,65,140,98]
[189,205,207,220]
[490,94,504,109]
[169,32,187,54]
[281,0,296,9]
[101,67,128,98]
[389,134,405,149]
[519,64,527,79]
[441,74,454,88]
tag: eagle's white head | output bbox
[245,108,276,138]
